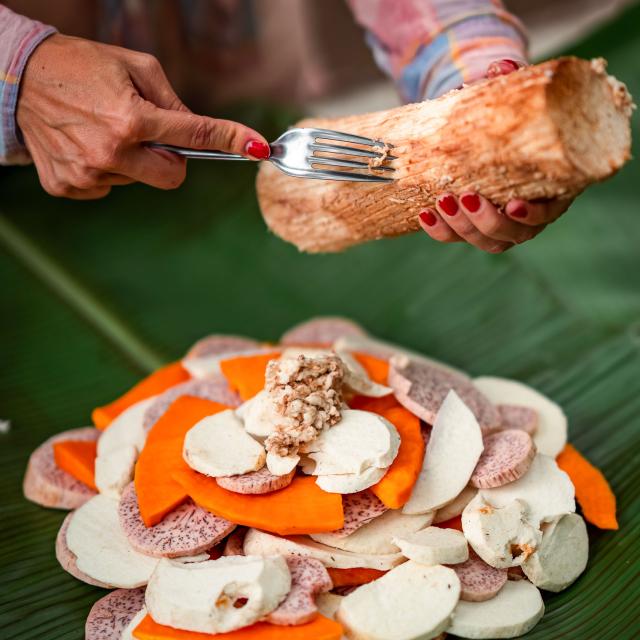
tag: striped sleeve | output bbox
[347,0,528,102]
[0,5,56,165]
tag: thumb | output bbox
[141,105,270,159]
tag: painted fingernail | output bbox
[437,195,458,216]
[486,59,523,78]
[460,193,481,213]
[510,204,528,218]
[419,210,437,227]
[245,140,270,160]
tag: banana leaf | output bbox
[1,5,639,638]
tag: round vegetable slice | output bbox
[85,587,146,640]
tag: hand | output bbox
[419,59,573,253]
[17,34,270,199]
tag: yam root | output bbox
[256,57,633,252]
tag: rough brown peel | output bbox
[257,57,633,252]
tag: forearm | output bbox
[348,0,528,101]
[0,4,56,165]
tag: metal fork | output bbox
[151,127,396,183]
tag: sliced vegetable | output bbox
[352,353,389,386]
[556,444,618,530]
[434,515,463,531]
[370,406,424,509]
[349,394,400,413]
[53,440,98,490]
[219,353,281,401]
[135,397,228,527]
[173,471,343,535]
[133,613,343,640]
[327,568,386,588]
[93,362,190,430]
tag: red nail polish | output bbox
[486,59,522,78]
[245,140,270,160]
[438,195,458,216]
[460,193,481,213]
[419,210,437,227]
[510,204,528,218]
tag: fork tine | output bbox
[308,157,395,172]
[309,143,397,161]
[310,128,394,149]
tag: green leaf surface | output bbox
[1,5,639,639]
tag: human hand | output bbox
[17,34,270,199]
[419,59,573,253]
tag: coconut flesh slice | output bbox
[447,579,544,639]
[311,509,433,554]
[66,494,158,588]
[393,527,469,566]
[183,409,266,477]
[522,513,589,592]
[243,529,405,571]
[145,557,291,635]
[473,376,567,457]
[403,391,484,515]
[305,409,400,476]
[433,486,478,524]
[337,562,460,640]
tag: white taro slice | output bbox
[473,376,567,457]
[522,513,589,592]
[403,391,484,514]
[182,334,263,378]
[433,486,477,524]
[393,526,469,565]
[337,562,460,640]
[315,466,387,494]
[85,587,146,640]
[447,579,544,639]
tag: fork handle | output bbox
[149,143,249,160]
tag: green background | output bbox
[1,6,639,638]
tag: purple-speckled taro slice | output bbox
[185,335,263,359]
[223,527,247,556]
[450,549,508,602]
[498,405,538,435]
[281,317,367,346]
[216,467,296,495]
[85,587,146,640]
[329,491,388,538]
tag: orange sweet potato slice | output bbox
[52,440,98,491]
[219,352,281,401]
[435,515,463,531]
[93,362,190,430]
[133,613,343,640]
[135,397,229,527]
[352,353,389,385]
[173,470,343,535]
[327,567,386,587]
[556,444,618,530]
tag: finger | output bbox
[505,198,571,226]
[435,194,513,253]
[418,207,463,243]
[98,173,137,187]
[458,192,537,244]
[139,104,270,159]
[117,145,187,190]
[64,186,112,200]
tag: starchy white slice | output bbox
[66,494,158,588]
[121,606,147,640]
[94,444,137,498]
[183,349,266,379]
[476,454,575,527]
[462,497,541,569]
[316,466,387,494]
[311,509,433,554]
[183,409,266,477]
[447,579,544,639]
[334,334,467,377]
[174,553,210,563]
[97,397,154,456]
[433,486,478,524]
[393,527,469,565]
[337,562,460,640]
[403,391,484,514]
[473,377,567,457]
[306,409,399,475]
[243,529,405,571]
[265,451,299,476]
[316,593,343,621]
[522,513,589,592]
[146,556,291,635]
[239,390,286,440]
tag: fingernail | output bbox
[419,210,437,227]
[510,205,528,219]
[245,140,270,160]
[486,59,523,78]
[437,195,458,216]
[460,193,481,213]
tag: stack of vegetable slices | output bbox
[23,317,618,640]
